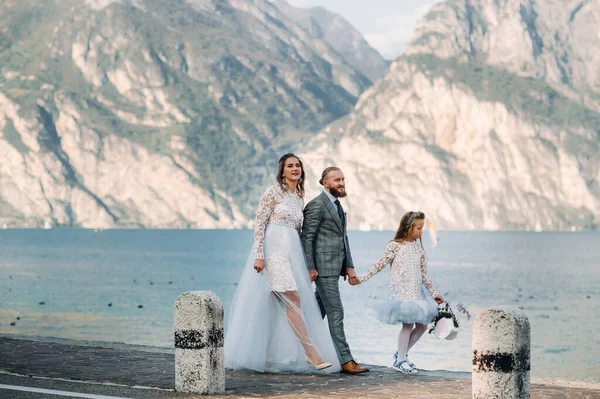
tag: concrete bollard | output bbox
[472,307,530,399]
[174,291,225,394]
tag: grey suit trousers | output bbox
[314,276,353,364]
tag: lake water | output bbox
[0,229,598,381]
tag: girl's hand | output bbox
[254,259,265,273]
[434,294,444,304]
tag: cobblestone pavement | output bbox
[1,337,598,398]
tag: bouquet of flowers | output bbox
[428,302,471,340]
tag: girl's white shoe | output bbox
[392,359,418,374]
[394,352,416,369]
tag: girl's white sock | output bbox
[407,323,428,353]
[397,323,413,362]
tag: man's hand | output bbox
[254,259,265,273]
[346,268,360,285]
[308,269,319,282]
[348,276,361,286]
[346,267,357,279]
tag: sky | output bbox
[283,0,441,59]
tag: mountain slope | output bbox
[2,0,598,231]
[272,0,390,81]
[300,0,600,231]
[0,0,371,228]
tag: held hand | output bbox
[434,294,444,304]
[254,259,265,273]
[346,268,360,285]
[348,276,361,286]
[346,267,357,280]
[308,269,319,282]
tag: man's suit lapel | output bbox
[319,191,344,234]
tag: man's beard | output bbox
[329,187,347,198]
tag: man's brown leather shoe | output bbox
[341,360,369,374]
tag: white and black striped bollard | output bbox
[174,291,225,394]
[472,307,530,399]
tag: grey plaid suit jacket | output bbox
[301,191,354,277]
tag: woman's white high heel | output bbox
[305,356,332,371]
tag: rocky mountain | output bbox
[271,0,390,81]
[0,0,372,228]
[1,0,598,231]
[300,0,600,231]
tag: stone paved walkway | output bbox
[1,336,598,398]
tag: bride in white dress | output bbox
[225,154,341,373]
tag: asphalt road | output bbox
[0,374,193,399]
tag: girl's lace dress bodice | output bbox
[253,185,304,292]
[359,240,438,301]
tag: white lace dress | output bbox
[359,240,439,325]
[253,185,304,292]
[224,185,341,373]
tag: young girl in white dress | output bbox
[351,211,443,374]
[225,154,340,373]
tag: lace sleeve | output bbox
[359,242,399,283]
[420,252,439,298]
[253,186,278,260]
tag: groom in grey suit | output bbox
[301,166,369,374]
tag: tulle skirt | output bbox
[376,284,438,325]
[224,224,341,373]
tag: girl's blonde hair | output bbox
[392,211,426,246]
